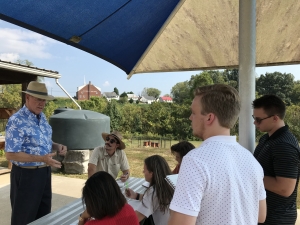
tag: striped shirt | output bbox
[254,125,300,225]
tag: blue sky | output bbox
[1,19,300,97]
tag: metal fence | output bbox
[126,137,174,149]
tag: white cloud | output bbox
[0,53,20,62]
[0,28,52,60]
[103,81,110,87]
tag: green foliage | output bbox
[15,59,34,66]
[290,81,300,105]
[1,68,299,141]
[145,87,161,99]
[285,105,300,140]
[129,98,134,104]
[120,92,128,97]
[103,100,122,131]
[0,149,4,157]
[113,87,119,95]
[220,69,239,89]
[44,101,58,119]
[256,72,295,105]
[171,81,191,104]
[188,72,214,97]
[118,96,128,104]
[0,84,22,109]
[207,70,226,84]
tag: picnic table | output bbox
[28,177,146,225]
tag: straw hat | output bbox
[22,81,54,100]
[101,131,126,150]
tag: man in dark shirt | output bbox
[252,95,300,225]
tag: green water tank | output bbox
[53,107,74,115]
[49,110,110,150]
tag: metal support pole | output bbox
[238,0,256,153]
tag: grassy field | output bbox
[1,147,300,208]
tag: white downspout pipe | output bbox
[55,78,81,110]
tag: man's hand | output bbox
[43,152,62,168]
[125,188,137,199]
[120,173,129,182]
[57,144,67,156]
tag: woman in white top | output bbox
[125,155,174,225]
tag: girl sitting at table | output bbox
[78,171,139,225]
[125,155,174,225]
[170,141,195,174]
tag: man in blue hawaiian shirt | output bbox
[5,81,67,225]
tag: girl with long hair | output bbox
[125,155,174,225]
[78,171,139,225]
[170,141,195,174]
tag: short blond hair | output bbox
[194,84,240,128]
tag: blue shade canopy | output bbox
[0,0,180,74]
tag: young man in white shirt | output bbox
[168,84,266,225]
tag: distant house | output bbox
[159,96,173,103]
[103,92,119,101]
[127,94,139,102]
[76,81,101,100]
[140,95,156,104]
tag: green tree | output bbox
[171,81,191,104]
[207,70,225,84]
[188,72,214,97]
[119,104,142,133]
[129,98,134,104]
[170,103,193,140]
[256,72,295,105]
[120,92,128,98]
[285,105,300,140]
[223,69,239,89]
[43,101,58,119]
[118,96,128,104]
[143,102,174,136]
[113,87,119,95]
[104,100,122,131]
[15,59,34,66]
[290,81,300,105]
[145,88,161,99]
[0,84,22,109]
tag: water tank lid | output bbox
[50,109,109,120]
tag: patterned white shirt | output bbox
[170,136,266,225]
[5,105,52,166]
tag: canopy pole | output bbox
[238,0,256,153]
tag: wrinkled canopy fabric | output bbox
[0,0,299,77]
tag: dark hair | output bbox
[82,171,126,220]
[194,84,241,128]
[252,95,286,119]
[171,141,195,160]
[143,155,174,213]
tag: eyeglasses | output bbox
[105,136,119,144]
[252,115,274,124]
[30,96,47,103]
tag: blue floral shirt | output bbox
[5,105,53,166]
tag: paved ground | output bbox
[1,167,300,225]
[0,168,85,225]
